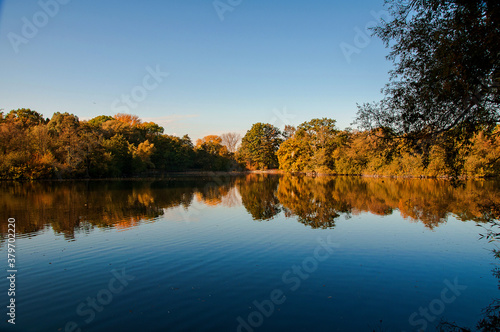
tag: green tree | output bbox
[6,108,46,128]
[138,122,164,139]
[103,134,133,176]
[356,0,500,137]
[238,123,282,170]
[277,118,345,173]
[88,115,113,127]
[150,134,195,172]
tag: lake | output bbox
[1,174,499,332]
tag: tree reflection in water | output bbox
[2,174,500,330]
[237,174,281,221]
[1,174,500,238]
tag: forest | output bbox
[0,108,499,180]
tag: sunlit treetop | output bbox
[114,113,142,126]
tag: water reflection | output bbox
[278,176,500,229]
[1,175,500,239]
[237,174,281,220]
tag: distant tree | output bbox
[196,135,222,148]
[29,124,51,157]
[464,126,500,177]
[7,108,46,128]
[130,140,156,173]
[113,113,142,126]
[220,132,241,153]
[196,135,228,155]
[150,134,195,171]
[277,132,312,172]
[88,115,113,127]
[238,123,283,170]
[138,122,164,138]
[103,134,133,176]
[48,112,83,175]
[101,119,141,143]
[277,118,345,173]
[282,125,296,140]
[47,112,79,135]
[356,0,500,138]
[194,135,232,171]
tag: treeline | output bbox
[239,118,500,177]
[0,109,242,180]
[1,108,499,179]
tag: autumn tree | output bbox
[113,113,142,126]
[131,140,156,173]
[138,122,164,139]
[282,125,296,140]
[6,108,46,128]
[277,118,345,173]
[0,114,30,178]
[354,0,500,178]
[196,135,222,148]
[194,135,232,171]
[464,126,500,177]
[48,112,83,176]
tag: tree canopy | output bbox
[278,118,345,173]
[356,0,500,138]
[238,123,283,170]
[1,108,499,179]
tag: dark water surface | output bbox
[1,175,500,332]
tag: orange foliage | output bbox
[113,113,142,126]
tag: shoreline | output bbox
[1,169,498,182]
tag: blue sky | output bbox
[0,0,392,141]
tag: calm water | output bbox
[1,175,499,332]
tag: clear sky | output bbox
[0,0,393,141]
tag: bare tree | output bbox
[220,132,241,153]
